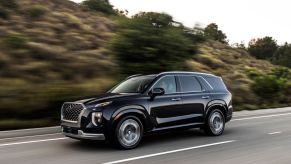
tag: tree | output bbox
[82,0,115,15]
[183,24,206,43]
[248,36,278,59]
[232,41,246,50]
[272,43,291,68]
[204,23,228,44]
[111,12,195,75]
[132,12,176,28]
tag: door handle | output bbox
[171,98,181,101]
[202,96,210,99]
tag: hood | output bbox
[74,93,140,105]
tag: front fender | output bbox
[110,105,152,131]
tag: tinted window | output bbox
[153,76,177,94]
[110,76,155,93]
[179,76,202,92]
[204,76,227,91]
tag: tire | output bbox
[204,109,225,136]
[113,115,143,149]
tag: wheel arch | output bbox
[205,100,228,121]
[111,105,151,133]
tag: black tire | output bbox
[113,115,144,149]
[204,109,225,136]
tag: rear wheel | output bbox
[114,115,143,149]
[204,109,225,136]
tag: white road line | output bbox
[0,126,59,133]
[0,133,61,141]
[232,112,291,121]
[268,131,282,135]
[103,140,236,164]
[0,137,68,147]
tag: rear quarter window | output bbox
[178,76,202,92]
[204,76,227,91]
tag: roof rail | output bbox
[126,74,143,79]
[157,71,217,77]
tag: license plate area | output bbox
[63,127,78,135]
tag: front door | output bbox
[148,75,184,128]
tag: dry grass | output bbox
[188,40,282,110]
[0,0,117,129]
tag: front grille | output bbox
[61,103,84,122]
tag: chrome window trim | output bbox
[147,74,213,95]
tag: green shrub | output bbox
[26,5,47,19]
[251,74,283,99]
[249,67,289,99]
[4,33,27,49]
[82,0,115,15]
[246,68,263,79]
[0,6,9,19]
[0,0,18,9]
[271,67,291,79]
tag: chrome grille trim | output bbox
[61,102,86,123]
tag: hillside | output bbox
[188,41,278,110]
[0,0,290,130]
[0,0,117,129]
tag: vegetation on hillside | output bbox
[204,23,228,44]
[188,41,291,110]
[0,0,290,130]
[248,36,291,68]
[111,12,195,75]
[272,43,291,68]
[248,37,278,59]
[0,0,116,129]
[81,0,115,15]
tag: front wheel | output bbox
[204,109,225,136]
[114,116,143,149]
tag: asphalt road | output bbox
[1,108,291,164]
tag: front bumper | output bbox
[62,127,105,140]
[226,105,233,122]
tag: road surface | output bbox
[0,107,291,164]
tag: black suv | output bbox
[61,72,233,149]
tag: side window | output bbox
[179,76,202,92]
[204,77,227,91]
[154,76,177,94]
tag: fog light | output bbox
[92,112,102,126]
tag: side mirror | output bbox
[150,88,165,98]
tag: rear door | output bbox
[177,75,211,123]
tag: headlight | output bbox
[92,112,102,126]
[95,101,112,108]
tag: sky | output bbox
[72,0,291,45]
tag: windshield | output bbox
[110,76,155,93]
